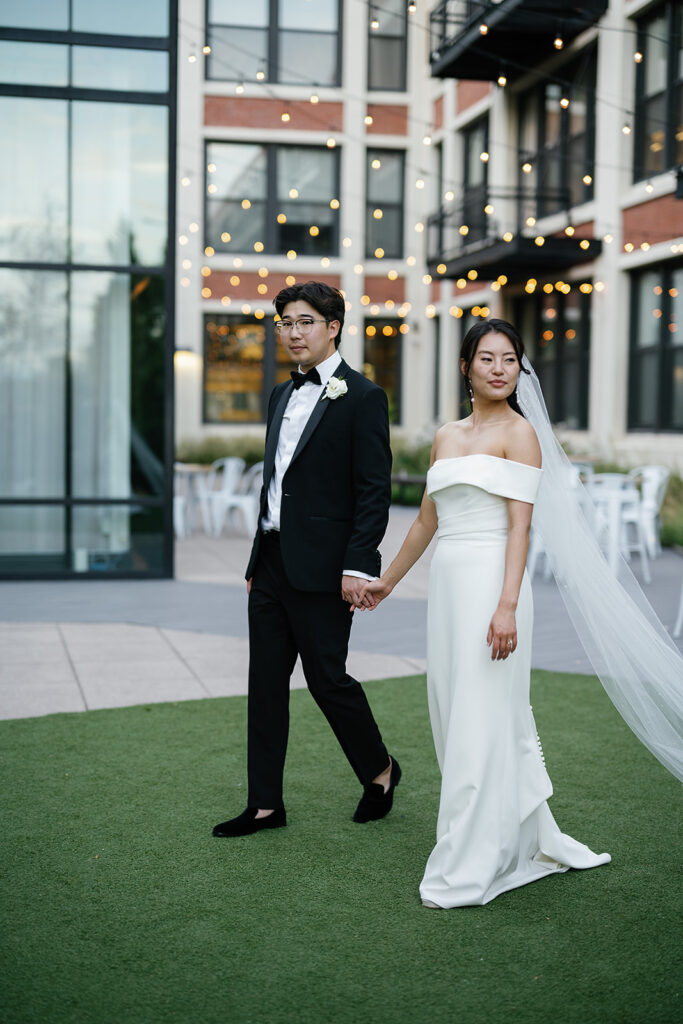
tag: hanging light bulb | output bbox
[560,96,570,109]
[479,24,488,35]
[554,35,564,50]
[497,73,507,87]
[622,122,632,135]
[634,51,643,63]
[408,2,417,12]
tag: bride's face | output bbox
[465,332,520,403]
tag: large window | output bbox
[518,49,596,217]
[0,7,175,577]
[203,315,290,423]
[206,142,340,256]
[368,0,407,91]
[514,287,591,429]
[206,0,341,86]
[629,264,683,431]
[363,319,402,423]
[634,2,683,180]
[366,149,404,258]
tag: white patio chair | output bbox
[626,466,670,559]
[527,465,585,581]
[586,474,651,582]
[211,459,262,537]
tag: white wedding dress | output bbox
[420,455,611,909]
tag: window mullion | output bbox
[269,0,279,83]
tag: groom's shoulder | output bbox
[342,363,385,399]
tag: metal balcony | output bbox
[426,188,602,281]
[430,0,608,81]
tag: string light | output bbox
[565,225,575,236]
[645,181,654,193]
[201,286,211,297]
[181,176,191,187]
[459,224,469,236]
[320,257,330,267]
[201,266,211,277]
[258,267,268,277]
[371,158,381,169]
[603,233,613,243]
[207,183,217,194]
[522,162,533,174]
[582,174,592,185]
[286,249,297,260]
[188,54,197,63]
[554,35,564,50]
[235,83,244,94]
[497,73,507,87]
[281,112,290,122]
[622,122,632,134]
[484,204,494,215]
[330,198,340,209]
[414,222,425,232]
[189,222,198,232]
[408,2,417,12]
[370,17,380,31]
[230,274,240,286]
[364,115,374,125]
[221,296,231,306]
[502,232,514,242]
[634,51,643,63]
[310,93,319,104]
[415,178,425,189]
[288,188,299,199]
[180,277,190,287]
[456,278,466,289]
[579,239,590,250]
[178,234,188,245]
[309,225,320,236]
[277,213,287,224]
[202,44,211,55]
[233,257,242,267]
[182,258,192,269]
[354,263,363,274]
[374,247,385,258]
[534,235,545,246]
[467,269,478,280]
[241,199,251,209]
[479,24,488,35]
[480,151,489,163]
[422,274,432,284]
[423,135,432,146]
[437,263,447,275]
[256,70,265,80]
[342,237,352,247]
[444,190,454,201]
[326,137,336,148]
[373,208,383,219]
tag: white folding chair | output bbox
[626,466,670,560]
[211,459,262,537]
[586,474,650,582]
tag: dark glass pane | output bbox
[368,0,404,36]
[560,359,580,428]
[281,0,337,31]
[207,198,267,252]
[636,271,664,348]
[71,102,168,267]
[366,204,402,258]
[204,317,265,423]
[634,352,659,427]
[643,14,668,95]
[276,202,335,254]
[207,27,269,81]
[0,97,68,262]
[72,505,165,574]
[72,47,169,92]
[279,31,337,86]
[72,0,169,36]
[0,0,68,29]
[544,84,562,147]
[536,364,556,421]
[368,37,405,91]
[671,349,683,429]
[0,269,67,499]
[0,507,66,569]
[0,41,68,87]
[676,83,683,165]
[71,272,166,499]
[364,319,401,423]
[539,144,562,213]
[209,0,268,26]
[464,121,487,188]
[641,92,667,175]
[567,133,588,206]
[367,150,403,202]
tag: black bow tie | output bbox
[291,367,322,389]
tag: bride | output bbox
[360,316,682,908]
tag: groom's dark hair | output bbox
[274,281,345,347]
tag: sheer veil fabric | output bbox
[517,357,683,783]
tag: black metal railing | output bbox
[426,186,572,263]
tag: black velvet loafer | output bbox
[212,806,287,837]
[353,757,401,823]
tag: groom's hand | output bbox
[341,575,372,611]
[358,579,392,610]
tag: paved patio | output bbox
[0,506,681,720]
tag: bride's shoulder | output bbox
[504,414,542,468]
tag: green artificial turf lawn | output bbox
[1,671,681,1024]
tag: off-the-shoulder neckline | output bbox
[430,454,542,472]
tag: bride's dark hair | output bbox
[460,318,530,417]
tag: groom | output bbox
[213,280,401,837]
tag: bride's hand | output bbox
[487,606,517,661]
[358,578,394,610]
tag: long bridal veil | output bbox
[517,357,683,783]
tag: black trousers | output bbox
[247,531,389,808]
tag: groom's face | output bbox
[279,300,340,371]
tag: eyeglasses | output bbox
[274,318,329,334]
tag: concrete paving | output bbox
[0,506,681,720]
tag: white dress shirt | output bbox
[261,350,374,581]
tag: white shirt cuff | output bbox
[342,569,376,581]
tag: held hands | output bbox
[487,604,517,661]
[357,578,394,610]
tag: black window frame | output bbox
[204,139,341,257]
[633,1,683,182]
[518,47,597,219]
[0,5,178,580]
[365,147,405,259]
[205,0,343,87]
[367,1,407,92]
[363,316,403,424]
[628,261,683,432]
[513,287,592,429]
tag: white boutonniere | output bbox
[323,376,348,401]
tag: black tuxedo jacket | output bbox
[245,358,392,592]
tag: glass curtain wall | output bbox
[0,2,176,578]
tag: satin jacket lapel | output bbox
[288,359,350,469]
[263,381,294,485]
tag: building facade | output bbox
[176,0,683,473]
[0,0,178,579]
